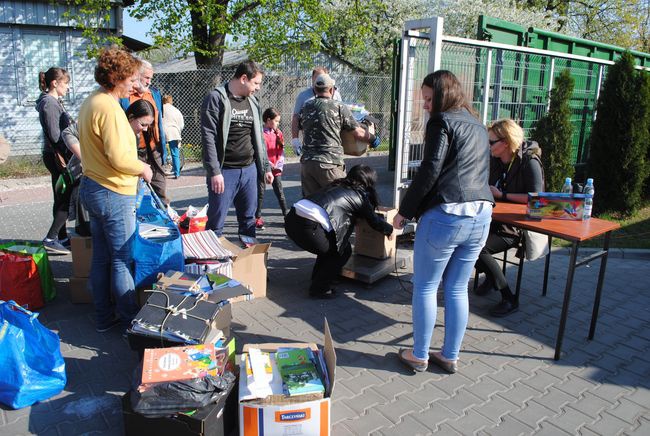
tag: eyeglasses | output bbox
[489,138,503,146]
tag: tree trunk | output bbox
[187,0,228,69]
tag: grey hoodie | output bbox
[35,92,72,156]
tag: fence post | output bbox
[547,57,556,111]
[481,49,492,124]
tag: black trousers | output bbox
[43,152,71,240]
[284,209,351,294]
[256,174,287,218]
[474,227,519,300]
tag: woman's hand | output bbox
[393,213,406,230]
[490,185,503,200]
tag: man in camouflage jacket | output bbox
[298,74,372,196]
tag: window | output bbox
[22,32,65,101]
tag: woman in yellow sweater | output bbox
[78,47,153,333]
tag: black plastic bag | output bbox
[130,371,236,417]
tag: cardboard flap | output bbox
[218,237,271,259]
[323,318,336,397]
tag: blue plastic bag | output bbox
[133,181,184,288]
[0,300,66,409]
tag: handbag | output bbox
[0,251,44,309]
[133,181,184,288]
[522,230,549,261]
[0,300,67,409]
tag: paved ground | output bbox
[1,154,649,435]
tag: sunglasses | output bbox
[489,138,503,146]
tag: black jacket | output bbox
[308,185,393,253]
[398,108,494,219]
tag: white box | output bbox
[239,319,336,436]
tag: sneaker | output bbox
[96,316,121,333]
[43,238,71,255]
[59,237,71,248]
[255,217,265,230]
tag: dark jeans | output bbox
[256,174,287,218]
[284,209,351,294]
[206,163,258,237]
[43,151,71,240]
[474,227,519,302]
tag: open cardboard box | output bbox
[218,237,270,300]
[354,206,397,259]
[238,319,336,436]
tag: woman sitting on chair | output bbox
[474,119,544,317]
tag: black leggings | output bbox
[256,175,287,218]
[43,152,71,240]
[474,230,519,300]
[284,209,351,294]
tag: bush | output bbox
[531,69,574,192]
[588,52,650,215]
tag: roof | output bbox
[120,35,152,52]
[153,50,249,73]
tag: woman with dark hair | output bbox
[285,164,393,298]
[393,70,494,373]
[36,67,74,254]
[78,46,153,334]
[126,99,155,141]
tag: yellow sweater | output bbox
[78,90,144,195]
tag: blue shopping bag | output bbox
[0,300,66,409]
[133,181,184,288]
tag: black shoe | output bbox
[489,299,519,317]
[309,288,337,299]
[474,279,494,296]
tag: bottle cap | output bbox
[565,177,571,183]
[586,178,593,184]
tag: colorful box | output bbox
[239,319,335,436]
[527,192,591,220]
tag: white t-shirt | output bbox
[293,199,333,231]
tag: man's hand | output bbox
[264,171,274,184]
[393,213,406,230]
[291,138,302,156]
[210,174,225,194]
[140,163,153,183]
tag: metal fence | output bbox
[151,68,393,161]
[392,17,625,208]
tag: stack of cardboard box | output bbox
[69,235,93,304]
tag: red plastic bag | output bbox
[0,251,44,310]
[179,204,208,234]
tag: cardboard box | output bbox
[71,236,92,278]
[69,276,93,304]
[239,319,336,436]
[122,379,238,436]
[341,122,374,156]
[354,206,397,259]
[527,192,590,220]
[218,238,270,300]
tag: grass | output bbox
[553,202,650,249]
[0,156,49,178]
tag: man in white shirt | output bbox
[290,66,342,155]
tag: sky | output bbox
[122,9,154,45]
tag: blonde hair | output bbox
[489,119,524,153]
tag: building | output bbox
[0,0,148,156]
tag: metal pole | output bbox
[547,57,555,111]
[481,49,492,124]
[393,33,413,209]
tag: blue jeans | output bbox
[206,164,258,237]
[79,177,139,328]
[168,140,181,177]
[412,204,492,361]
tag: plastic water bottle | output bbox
[561,177,573,194]
[583,178,595,220]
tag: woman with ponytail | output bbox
[36,67,74,254]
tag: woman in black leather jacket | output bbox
[474,119,544,317]
[285,164,393,298]
[393,70,493,374]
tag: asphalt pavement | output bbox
[0,154,649,435]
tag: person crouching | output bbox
[284,164,393,299]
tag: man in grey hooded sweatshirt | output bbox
[200,61,272,240]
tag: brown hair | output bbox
[489,119,525,153]
[233,60,264,80]
[94,46,141,91]
[162,94,173,105]
[422,70,477,117]
[39,67,69,92]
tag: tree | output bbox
[588,52,650,215]
[531,69,575,192]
